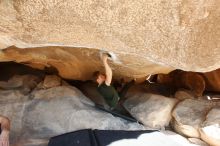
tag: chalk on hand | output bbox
[99,50,121,64]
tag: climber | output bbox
[0,115,10,146]
[93,53,134,112]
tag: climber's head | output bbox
[93,71,106,85]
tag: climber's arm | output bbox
[102,54,112,86]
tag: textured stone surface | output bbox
[174,89,195,100]
[0,0,220,80]
[109,130,198,146]
[124,93,177,129]
[0,84,145,146]
[0,89,28,103]
[199,108,220,146]
[42,75,61,88]
[0,74,42,94]
[172,99,216,138]
[157,70,206,97]
[1,46,172,80]
[204,68,220,92]
[158,69,220,96]
[188,138,208,146]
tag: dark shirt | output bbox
[97,83,120,108]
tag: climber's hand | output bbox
[102,53,109,62]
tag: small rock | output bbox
[123,93,177,129]
[43,75,61,88]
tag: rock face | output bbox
[109,130,198,146]
[158,69,220,96]
[123,93,177,129]
[0,75,42,94]
[0,0,220,80]
[199,108,220,146]
[172,98,220,146]
[204,68,220,92]
[188,138,209,146]
[0,78,145,146]
[172,99,214,138]
[42,75,61,88]
[157,70,206,97]
[174,89,195,100]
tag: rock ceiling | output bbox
[0,0,219,80]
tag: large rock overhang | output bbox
[0,0,219,80]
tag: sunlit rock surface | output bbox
[0,74,215,146]
[0,0,219,145]
[0,46,172,80]
[199,108,220,146]
[124,93,177,129]
[0,76,145,146]
[0,0,220,80]
[188,138,209,146]
[172,99,220,140]
[109,131,198,146]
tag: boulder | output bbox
[158,69,220,97]
[0,75,42,94]
[188,138,209,146]
[157,71,206,97]
[0,90,28,103]
[199,108,220,146]
[109,130,198,146]
[0,85,145,146]
[0,0,220,80]
[204,68,220,92]
[42,75,62,88]
[123,93,177,129]
[172,99,214,138]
